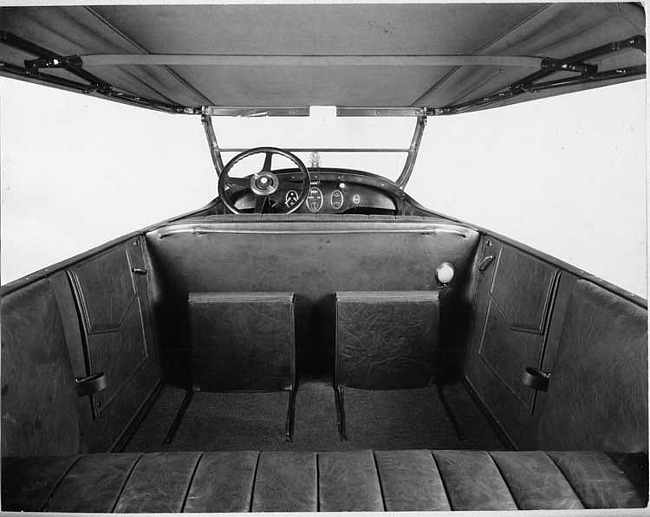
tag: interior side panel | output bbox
[146,226,479,384]
[65,236,161,451]
[466,237,648,452]
[536,279,648,452]
[0,279,81,457]
[465,238,560,447]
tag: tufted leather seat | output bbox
[3,449,646,512]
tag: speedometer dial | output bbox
[306,187,324,212]
[330,189,344,210]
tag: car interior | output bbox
[1,3,647,513]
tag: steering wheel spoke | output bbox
[225,176,250,188]
[254,195,269,214]
[218,147,310,214]
[262,152,274,172]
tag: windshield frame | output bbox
[200,107,428,189]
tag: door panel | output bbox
[66,236,160,450]
[466,237,559,447]
[478,298,546,411]
[69,245,149,418]
[490,247,557,333]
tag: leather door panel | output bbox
[465,237,559,446]
[67,236,160,449]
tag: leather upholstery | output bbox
[548,451,647,509]
[3,450,646,512]
[113,451,202,513]
[537,280,648,452]
[183,451,258,512]
[374,449,450,511]
[490,451,583,509]
[318,450,383,511]
[335,291,440,389]
[188,292,295,391]
[46,453,141,512]
[147,221,479,380]
[0,279,81,457]
[252,451,317,512]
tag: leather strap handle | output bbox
[75,372,107,396]
[522,367,551,392]
[478,255,495,272]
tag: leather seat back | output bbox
[189,292,296,391]
[335,291,440,389]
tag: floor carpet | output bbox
[125,377,506,452]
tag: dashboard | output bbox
[228,169,399,215]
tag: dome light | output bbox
[436,262,455,285]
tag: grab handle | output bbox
[522,367,551,392]
[76,372,107,396]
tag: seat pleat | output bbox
[606,452,649,503]
[113,451,201,513]
[45,453,141,513]
[548,451,647,508]
[1,455,78,512]
[318,450,384,512]
[374,450,451,511]
[432,450,518,510]
[183,451,258,513]
[3,450,646,512]
[490,451,583,510]
[252,451,317,512]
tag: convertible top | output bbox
[0,3,645,114]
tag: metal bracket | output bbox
[540,58,597,75]
[0,30,185,113]
[25,54,83,70]
[437,34,646,115]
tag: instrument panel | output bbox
[229,169,399,215]
[283,182,394,213]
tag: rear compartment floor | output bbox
[124,377,506,452]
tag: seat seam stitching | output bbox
[180,452,204,513]
[249,451,262,512]
[110,453,144,513]
[545,452,586,508]
[372,451,387,511]
[41,454,83,512]
[429,451,453,511]
[487,451,519,510]
[315,453,320,512]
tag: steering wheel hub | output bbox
[251,172,279,195]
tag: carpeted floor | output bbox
[124,377,506,452]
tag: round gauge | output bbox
[306,186,324,212]
[330,189,344,210]
[285,189,299,208]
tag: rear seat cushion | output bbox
[548,451,647,509]
[374,450,450,511]
[4,450,646,512]
[335,291,440,389]
[188,292,295,391]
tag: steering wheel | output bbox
[218,147,311,214]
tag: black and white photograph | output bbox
[0,1,647,514]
